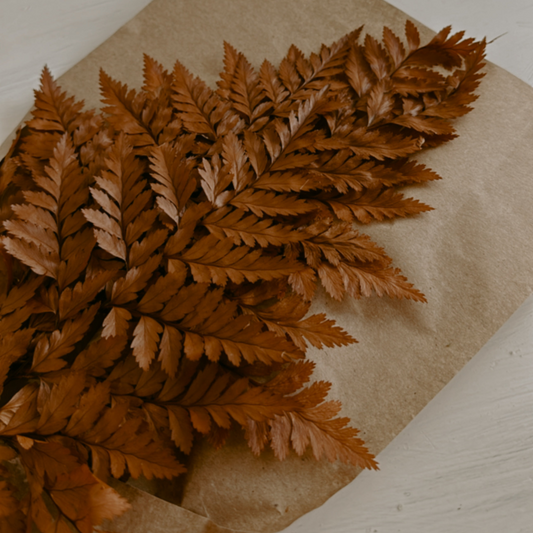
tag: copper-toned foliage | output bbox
[0,22,485,531]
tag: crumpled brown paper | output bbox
[4,1,533,532]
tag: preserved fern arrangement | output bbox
[0,21,485,531]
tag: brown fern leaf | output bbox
[0,329,34,395]
[76,402,185,480]
[290,29,363,101]
[136,271,185,315]
[158,325,183,378]
[364,34,392,81]
[17,441,130,533]
[142,54,173,97]
[149,140,197,225]
[0,384,39,436]
[390,113,456,135]
[302,220,388,267]
[259,59,291,113]
[58,269,114,321]
[230,188,315,217]
[252,169,323,193]
[47,465,130,530]
[405,25,478,70]
[83,133,166,269]
[0,300,39,337]
[172,60,240,140]
[71,335,127,377]
[163,364,298,445]
[0,275,43,316]
[72,110,105,148]
[109,254,161,307]
[3,135,94,288]
[4,139,95,289]
[26,66,84,135]
[391,66,447,96]
[31,304,99,373]
[321,261,427,302]
[141,56,180,145]
[278,45,307,95]
[382,26,406,70]
[366,80,395,126]
[318,187,433,223]
[16,439,81,485]
[100,70,156,152]
[203,206,305,247]
[346,43,375,97]
[198,153,234,207]
[0,153,23,229]
[245,365,377,469]
[404,19,421,53]
[131,315,164,370]
[178,234,303,285]
[35,372,86,435]
[217,43,271,128]
[167,293,305,365]
[303,152,441,193]
[217,41,241,100]
[423,41,486,119]
[64,382,110,437]
[116,270,185,371]
[262,87,331,171]
[321,127,422,160]
[222,132,254,192]
[270,389,378,469]
[242,293,356,351]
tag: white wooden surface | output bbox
[0,0,152,143]
[1,1,533,532]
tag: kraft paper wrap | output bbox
[4,1,533,532]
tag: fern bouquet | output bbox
[0,21,485,532]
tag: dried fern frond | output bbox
[0,21,485,532]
